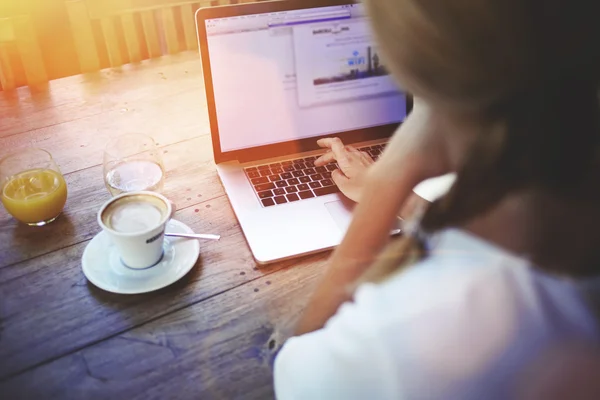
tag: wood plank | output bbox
[121,13,142,63]
[160,7,179,55]
[0,135,217,269]
[0,91,208,176]
[180,4,197,51]
[65,0,101,73]
[100,17,125,67]
[0,194,328,380]
[0,249,327,398]
[0,52,201,138]
[141,10,162,58]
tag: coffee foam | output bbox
[102,194,167,234]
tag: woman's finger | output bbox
[359,151,374,165]
[314,151,336,166]
[331,169,351,191]
[317,137,342,150]
[318,138,349,165]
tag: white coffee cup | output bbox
[98,191,175,269]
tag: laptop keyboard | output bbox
[244,143,386,207]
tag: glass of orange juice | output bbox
[0,149,68,226]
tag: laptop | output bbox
[196,0,410,264]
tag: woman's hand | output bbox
[314,138,375,202]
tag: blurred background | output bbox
[0,0,251,90]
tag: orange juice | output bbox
[1,169,68,225]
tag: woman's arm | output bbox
[295,156,422,335]
[295,101,452,335]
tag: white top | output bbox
[412,173,456,202]
[274,229,600,400]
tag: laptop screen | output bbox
[205,3,407,153]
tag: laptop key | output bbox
[252,177,269,185]
[305,156,316,162]
[274,196,287,205]
[292,170,305,177]
[260,170,272,177]
[269,163,281,168]
[298,183,310,191]
[262,198,275,207]
[294,163,306,170]
[281,161,293,166]
[309,181,321,189]
[258,165,270,170]
[321,179,334,187]
[326,164,337,171]
[314,186,341,196]
[305,161,315,168]
[247,171,261,179]
[287,193,300,202]
[304,168,316,175]
[288,178,300,185]
[286,186,298,193]
[268,175,280,182]
[272,167,283,174]
[275,180,288,188]
[315,166,327,173]
[322,172,332,179]
[281,172,293,180]
[246,167,258,172]
[299,190,315,199]
[258,190,273,198]
[310,174,323,181]
[299,176,311,183]
[274,188,286,196]
[283,165,295,172]
[255,183,276,191]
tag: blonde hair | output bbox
[360,0,600,282]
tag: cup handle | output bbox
[168,201,177,221]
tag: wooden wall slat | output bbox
[180,4,197,51]
[160,7,179,54]
[0,43,16,90]
[0,18,16,90]
[12,15,47,85]
[65,0,101,73]
[121,12,142,63]
[100,17,124,67]
[141,10,162,58]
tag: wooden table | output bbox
[0,51,330,399]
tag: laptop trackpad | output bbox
[325,200,403,235]
[325,200,355,233]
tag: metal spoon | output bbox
[165,233,221,241]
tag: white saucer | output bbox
[82,219,200,294]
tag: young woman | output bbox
[274,0,600,398]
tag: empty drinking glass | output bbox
[103,133,165,197]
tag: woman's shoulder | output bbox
[274,229,599,400]
[362,229,597,335]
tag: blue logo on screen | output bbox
[348,50,365,66]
